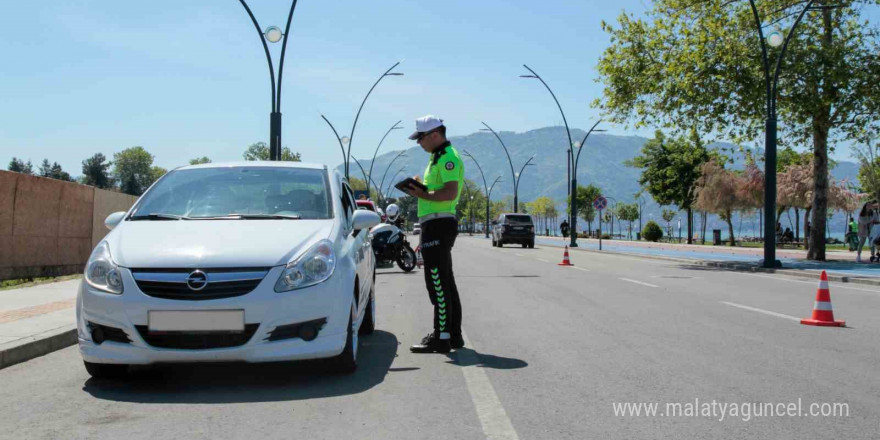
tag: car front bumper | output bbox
[76,266,351,365]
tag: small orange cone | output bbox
[801,271,845,327]
[558,246,574,266]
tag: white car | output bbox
[77,162,380,378]
[413,222,421,236]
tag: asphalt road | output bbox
[2,235,879,440]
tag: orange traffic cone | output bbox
[558,246,574,266]
[801,270,845,327]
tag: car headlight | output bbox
[275,239,336,292]
[84,241,124,295]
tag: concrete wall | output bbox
[0,170,137,280]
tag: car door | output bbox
[341,182,370,317]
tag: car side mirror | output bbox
[352,210,380,233]
[105,211,127,230]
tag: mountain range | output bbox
[347,126,860,236]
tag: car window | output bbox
[505,215,533,225]
[131,167,331,219]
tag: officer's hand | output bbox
[413,175,422,182]
[406,185,429,200]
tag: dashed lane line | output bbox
[720,301,801,322]
[618,278,659,288]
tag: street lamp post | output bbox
[480,122,536,213]
[367,120,404,188]
[383,167,407,202]
[513,156,536,213]
[747,0,823,268]
[520,66,603,247]
[319,62,404,179]
[463,150,503,238]
[237,0,299,161]
[378,150,409,205]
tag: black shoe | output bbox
[410,333,451,353]
[450,334,465,349]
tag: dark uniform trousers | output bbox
[419,217,461,338]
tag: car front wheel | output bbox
[359,284,375,335]
[329,299,358,374]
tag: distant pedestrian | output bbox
[847,217,859,251]
[560,219,570,238]
[857,201,880,263]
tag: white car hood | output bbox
[109,220,334,268]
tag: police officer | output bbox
[403,115,464,353]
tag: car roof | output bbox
[176,161,326,171]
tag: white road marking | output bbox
[720,301,801,322]
[515,253,525,257]
[537,258,550,263]
[571,267,591,272]
[457,331,520,440]
[619,278,659,288]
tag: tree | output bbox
[38,159,52,177]
[662,208,677,240]
[113,146,156,196]
[617,203,641,240]
[597,0,880,260]
[625,129,716,244]
[148,166,167,188]
[8,157,34,175]
[36,159,72,181]
[189,157,212,165]
[694,161,748,246]
[81,153,113,189]
[242,142,301,162]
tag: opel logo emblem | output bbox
[185,270,208,291]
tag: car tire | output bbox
[491,238,497,247]
[521,243,527,248]
[83,361,128,379]
[528,240,535,249]
[359,285,375,335]
[330,300,358,374]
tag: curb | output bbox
[563,246,880,287]
[0,326,77,370]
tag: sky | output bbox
[0,0,874,176]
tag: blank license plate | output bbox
[149,310,244,332]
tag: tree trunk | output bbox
[687,208,693,244]
[700,211,708,245]
[807,7,835,261]
[795,207,800,242]
[726,210,735,247]
[804,207,812,250]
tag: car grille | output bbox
[130,268,271,301]
[135,324,260,349]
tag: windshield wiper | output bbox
[129,213,188,221]
[227,213,302,220]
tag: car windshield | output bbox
[130,167,332,220]
[505,215,532,225]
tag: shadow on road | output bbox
[446,348,528,370]
[81,330,399,404]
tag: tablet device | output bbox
[394,177,427,192]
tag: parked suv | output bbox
[492,213,535,248]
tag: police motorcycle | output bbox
[370,204,417,272]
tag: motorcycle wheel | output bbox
[397,245,416,272]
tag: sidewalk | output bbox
[0,279,80,369]
[531,236,880,284]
